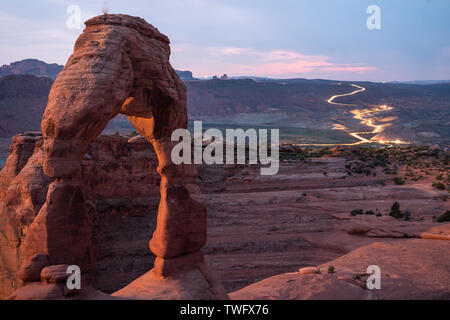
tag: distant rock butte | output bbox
[0,59,63,80]
[1,14,226,300]
[175,70,195,80]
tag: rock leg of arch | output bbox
[9,14,227,300]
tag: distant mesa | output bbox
[175,70,196,80]
[212,74,229,80]
[0,59,63,81]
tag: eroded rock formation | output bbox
[0,132,161,298]
[3,14,224,299]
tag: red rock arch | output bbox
[16,14,221,299]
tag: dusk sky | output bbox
[0,0,449,81]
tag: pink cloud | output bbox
[324,66,377,73]
[171,45,376,78]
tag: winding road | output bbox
[327,84,366,106]
[326,84,405,146]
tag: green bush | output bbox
[389,201,403,219]
[327,266,335,274]
[432,182,445,190]
[437,210,450,223]
[351,209,364,216]
[394,177,405,185]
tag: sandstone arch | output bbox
[14,14,224,299]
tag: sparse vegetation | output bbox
[350,209,364,216]
[394,177,405,185]
[327,266,335,274]
[403,210,411,221]
[437,210,450,223]
[432,182,446,190]
[389,201,403,219]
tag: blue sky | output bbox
[0,0,449,81]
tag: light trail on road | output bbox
[296,84,407,147]
[327,84,366,106]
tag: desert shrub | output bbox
[394,177,405,185]
[403,210,411,221]
[353,167,363,174]
[351,209,364,216]
[389,201,403,219]
[438,195,448,202]
[365,210,375,215]
[436,174,443,180]
[405,171,414,177]
[327,266,335,274]
[432,182,446,190]
[437,210,450,223]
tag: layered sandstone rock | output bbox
[4,14,224,300]
[0,132,161,298]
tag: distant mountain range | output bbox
[0,74,53,136]
[0,59,198,82]
[0,59,63,80]
[0,59,449,147]
[387,80,450,85]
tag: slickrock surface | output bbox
[112,266,228,300]
[230,273,367,300]
[230,239,450,300]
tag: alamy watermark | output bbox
[367,5,381,30]
[66,5,82,30]
[366,265,381,290]
[171,121,280,176]
[66,265,81,290]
